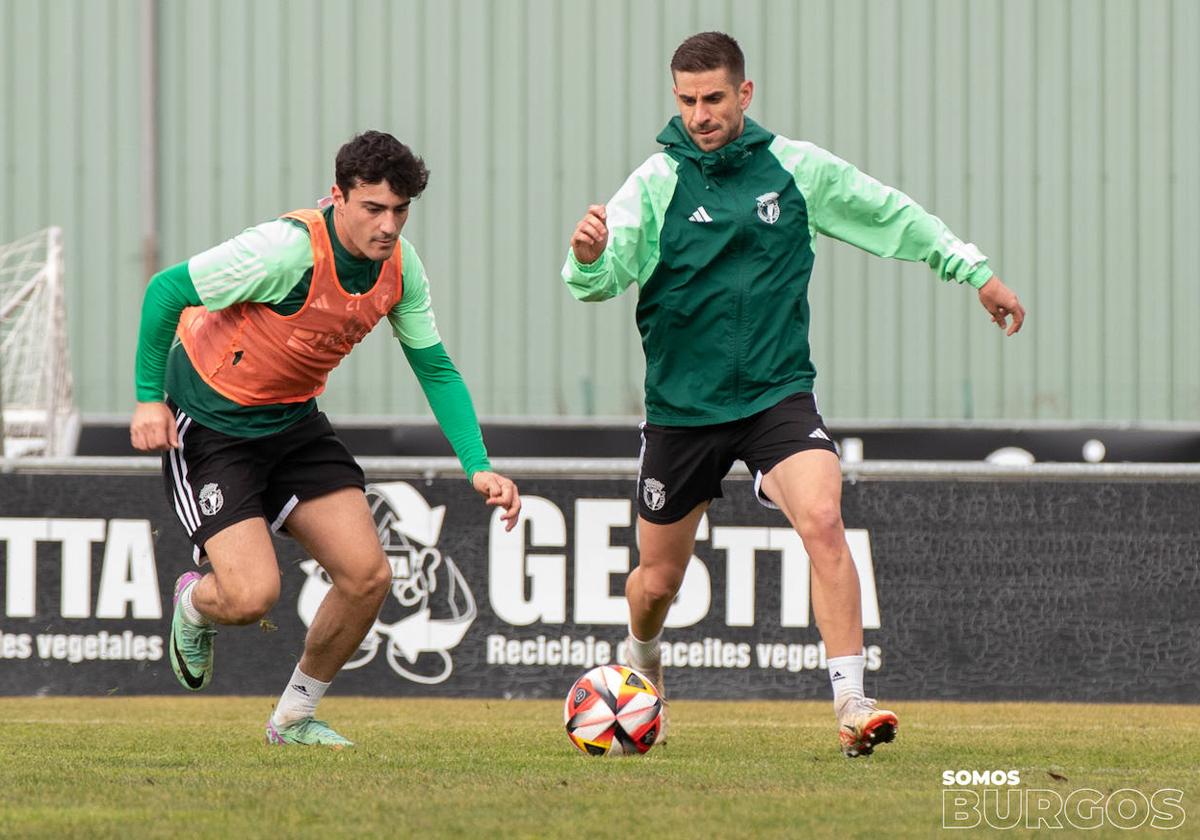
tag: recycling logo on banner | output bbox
[296,481,477,685]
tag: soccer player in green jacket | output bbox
[563,32,1024,757]
[131,131,521,747]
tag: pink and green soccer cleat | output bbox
[168,571,215,691]
[265,717,354,749]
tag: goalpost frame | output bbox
[0,226,79,457]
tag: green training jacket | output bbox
[562,116,994,427]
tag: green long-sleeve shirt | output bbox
[563,116,994,426]
[134,205,490,479]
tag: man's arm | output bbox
[390,240,490,478]
[129,262,201,451]
[562,153,678,302]
[134,262,200,403]
[403,344,520,529]
[773,137,1023,334]
[390,238,520,529]
[401,343,491,478]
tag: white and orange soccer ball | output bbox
[563,664,663,756]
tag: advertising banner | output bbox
[0,468,1196,701]
[76,419,1200,462]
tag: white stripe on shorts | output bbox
[270,495,300,533]
[635,420,647,492]
[168,450,197,534]
[168,410,201,533]
[752,470,782,511]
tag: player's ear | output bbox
[330,184,346,209]
[738,78,754,110]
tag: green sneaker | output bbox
[168,571,215,691]
[265,717,355,749]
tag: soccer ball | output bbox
[563,664,663,756]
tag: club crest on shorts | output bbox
[755,191,781,224]
[642,477,667,512]
[198,482,224,516]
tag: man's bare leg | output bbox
[624,502,708,743]
[191,518,282,623]
[167,517,281,692]
[263,487,391,747]
[627,503,708,640]
[760,450,861,657]
[761,449,897,757]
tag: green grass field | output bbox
[0,697,1194,839]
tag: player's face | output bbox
[331,179,410,260]
[672,68,754,152]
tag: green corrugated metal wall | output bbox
[2,0,1197,421]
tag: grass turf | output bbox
[0,697,1194,839]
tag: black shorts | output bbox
[636,391,838,524]
[162,402,366,562]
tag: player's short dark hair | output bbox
[670,31,745,84]
[335,131,430,200]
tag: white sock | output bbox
[271,666,330,728]
[627,630,662,666]
[827,654,865,711]
[180,580,212,627]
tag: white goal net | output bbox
[0,227,80,457]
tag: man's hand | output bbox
[570,204,609,265]
[977,276,1025,336]
[472,470,521,531]
[129,401,179,451]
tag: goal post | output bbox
[0,227,80,457]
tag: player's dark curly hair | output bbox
[335,130,430,199]
[670,31,745,83]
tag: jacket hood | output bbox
[656,115,775,173]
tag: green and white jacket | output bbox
[562,116,994,427]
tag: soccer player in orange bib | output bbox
[131,131,520,747]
